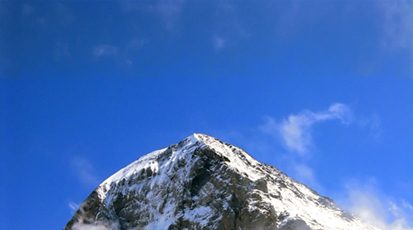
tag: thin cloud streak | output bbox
[71,156,99,187]
[121,0,185,31]
[381,0,413,51]
[292,162,322,191]
[92,44,118,58]
[68,201,80,214]
[212,35,227,51]
[378,0,413,74]
[90,39,147,67]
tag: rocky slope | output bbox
[65,133,378,230]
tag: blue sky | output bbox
[1,0,413,229]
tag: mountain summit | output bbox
[65,133,377,230]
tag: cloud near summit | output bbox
[261,103,353,155]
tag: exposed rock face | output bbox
[65,134,378,230]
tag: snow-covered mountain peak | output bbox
[96,133,261,200]
[66,134,379,230]
[186,133,233,150]
[189,133,261,170]
[190,132,221,143]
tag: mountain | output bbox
[65,133,378,230]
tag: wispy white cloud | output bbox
[380,0,413,51]
[212,35,227,51]
[19,2,74,26]
[153,0,185,31]
[209,1,249,52]
[71,156,99,187]
[92,44,118,58]
[91,38,146,66]
[261,103,353,155]
[121,0,185,31]
[357,113,382,140]
[342,180,413,230]
[291,162,322,191]
[127,38,147,50]
[54,42,70,60]
[378,0,413,74]
[68,201,80,213]
[22,3,35,16]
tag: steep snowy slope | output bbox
[65,133,378,230]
